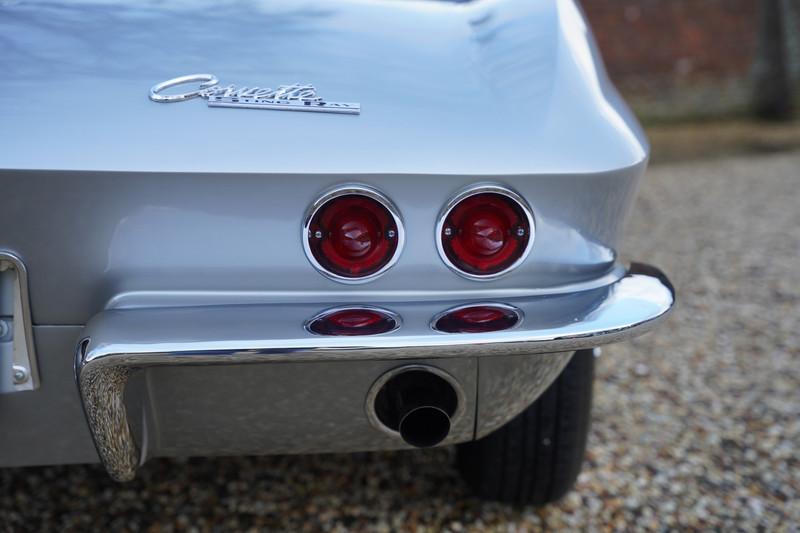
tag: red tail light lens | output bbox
[306,307,400,336]
[438,187,533,279]
[432,304,522,333]
[305,187,403,281]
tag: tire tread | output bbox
[456,350,594,505]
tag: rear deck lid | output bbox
[0,0,646,175]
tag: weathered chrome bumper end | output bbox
[76,263,674,481]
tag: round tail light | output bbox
[432,303,522,333]
[437,186,534,279]
[304,186,403,282]
[305,306,400,336]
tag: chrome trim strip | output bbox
[364,364,467,439]
[429,302,524,333]
[435,183,536,281]
[75,262,673,482]
[0,251,40,393]
[303,305,402,336]
[302,184,405,284]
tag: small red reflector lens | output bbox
[306,307,399,336]
[440,191,532,277]
[433,304,521,333]
[307,193,400,280]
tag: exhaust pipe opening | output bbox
[371,367,460,448]
[399,406,452,448]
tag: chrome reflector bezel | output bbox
[430,302,525,333]
[435,184,536,281]
[302,184,405,284]
[304,305,402,336]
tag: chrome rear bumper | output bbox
[76,263,674,481]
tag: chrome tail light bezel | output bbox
[302,184,405,284]
[435,184,536,281]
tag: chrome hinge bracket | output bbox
[0,251,40,393]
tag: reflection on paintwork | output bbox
[556,0,649,153]
[478,352,573,438]
[531,217,617,279]
[466,1,557,114]
[105,205,293,277]
[145,359,477,459]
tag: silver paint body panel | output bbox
[0,0,668,470]
[0,169,638,327]
[0,0,645,175]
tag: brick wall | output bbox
[581,0,800,120]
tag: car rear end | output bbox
[0,0,673,502]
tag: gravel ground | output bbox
[2,153,799,531]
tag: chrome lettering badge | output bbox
[149,74,360,115]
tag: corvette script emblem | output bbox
[149,73,360,115]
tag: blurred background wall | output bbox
[582,0,800,122]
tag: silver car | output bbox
[0,0,673,505]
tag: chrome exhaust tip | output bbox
[366,365,463,448]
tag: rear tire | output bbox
[456,349,595,505]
